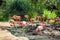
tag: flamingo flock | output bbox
[9,15,60,32]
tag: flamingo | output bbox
[30,18,34,23]
[9,19,15,26]
[24,15,29,19]
[47,18,51,24]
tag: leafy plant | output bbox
[43,9,57,21]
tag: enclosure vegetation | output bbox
[0,0,60,21]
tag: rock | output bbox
[0,29,29,40]
[52,30,60,36]
[43,30,51,35]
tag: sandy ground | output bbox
[0,22,10,27]
[0,29,29,40]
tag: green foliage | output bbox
[0,0,60,21]
[43,9,57,21]
[51,11,57,19]
[49,20,54,23]
[28,10,38,20]
[0,9,4,21]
